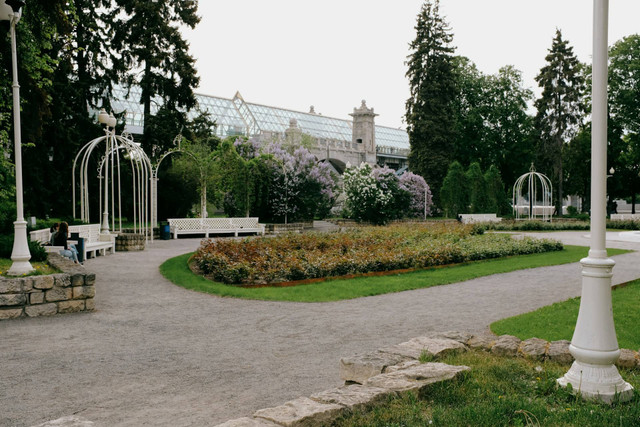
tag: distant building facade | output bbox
[112,86,409,172]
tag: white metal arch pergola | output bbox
[151,144,201,228]
[512,164,554,221]
[72,111,153,240]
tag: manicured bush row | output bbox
[193,223,563,285]
[483,219,640,231]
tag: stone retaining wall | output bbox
[265,222,312,235]
[0,253,95,320]
[115,233,146,251]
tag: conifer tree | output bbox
[466,162,488,213]
[405,0,457,207]
[112,0,200,157]
[440,161,468,218]
[534,29,585,217]
[484,165,508,215]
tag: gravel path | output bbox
[1,229,639,426]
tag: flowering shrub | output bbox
[193,223,563,285]
[399,172,433,217]
[222,138,337,222]
[343,163,410,224]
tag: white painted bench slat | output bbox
[168,217,265,239]
[458,214,503,224]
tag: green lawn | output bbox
[0,259,58,277]
[160,245,630,302]
[491,278,640,350]
[333,351,640,426]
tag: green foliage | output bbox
[192,223,562,285]
[534,29,585,217]
[609,34,640,210]
[466,162,489,213]
[453,59,535,189]
[484,165,509,215]
[440,161,468,218]
[405,0,457,206]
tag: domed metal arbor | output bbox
[72,110,153,239]
[512,164,554,221]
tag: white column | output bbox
[557,0,633,403]
[8,13,33,276]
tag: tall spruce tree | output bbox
[405,0,456,208]
[534,29,585,217]
[112,0,200,158]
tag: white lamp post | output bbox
[97,109,116,234]
[557,0,633,403]
[4,0,33,276]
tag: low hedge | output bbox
[193,223,563,285]
[483,219,640,231]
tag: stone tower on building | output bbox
[350,100,378,165]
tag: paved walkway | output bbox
[1,228,639,426]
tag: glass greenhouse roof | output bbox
[111,86,409,151]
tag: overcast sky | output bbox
[183,0,639,130]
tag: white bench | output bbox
[167,217,265,239]
[30,224,116,261]
[458,214,503,224]
[611,214,640,221]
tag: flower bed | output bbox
[192,223,563,285]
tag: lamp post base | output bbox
[558,360,633,403]
[8,220,34,275]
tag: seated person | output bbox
[53,221,80,264]
[49,223,59,246]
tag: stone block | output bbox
[384,360,421,373]
[58,300,86,313]
[71,274,85,287]
[0,308,23,320]
[364,362,470,393]
[468,334,495,350]
[214,418,279,427]
[31,415,95,426]
[428,331,473,344]
[23,277,34,292]
[547,340,573,364]
[380,337,465,360]
[519,338,548,360]
[310,384,392,411]
[25,303,57,317]
[30,291,45,304]
[45,287,72,302]
[407,337,467,357]
[616,349,637,369]
[0,293,26,306]
[0,278,22,293]
[73,286,95,299]
[85,299,95,311]
[253,397,344,427]
[84,273,96,286]
[54,274,71,288]
[340,351,408,384]
[491,335,521,357]
[33,275,55,290]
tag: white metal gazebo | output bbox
[512,164,554,221]
[72,110,153,239]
